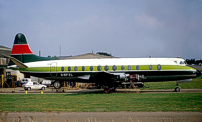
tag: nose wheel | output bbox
[175,87,180,92]
[175,83,180,92]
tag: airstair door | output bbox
[50,62,57,77]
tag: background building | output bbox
[60,52,114,59]
[0,45,11,76]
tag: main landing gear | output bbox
[53,81,61,89]
[104,87,116,94]
[175,83,180,92]
[104,88,110,94]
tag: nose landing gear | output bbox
[175,83,180,92]
[175,87,180,92]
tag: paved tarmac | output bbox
[1,111,202,122]
[0,87,202,94]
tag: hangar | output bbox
[0,45,11,75]
[60,52,114,59]
[0,45,13,87]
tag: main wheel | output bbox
[104,88,110,94]
[175,87,180,92]
[53,81,61,89]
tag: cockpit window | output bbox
[179,61,187,65]
[180,61,184,64]
[174,60,186,65]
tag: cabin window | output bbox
[74,66,78,71]
[82,66,85,71]
[105,65,109,71]
[121,65,125,70]
[157,64,161,70]
[149,65,152,70]
[136,65,140,70]
[90,66,93,71]
[97,66,101,71]
[61,67,64,71]
[68,66,71,71]
[128,65,131,70]
[112,65,117,71]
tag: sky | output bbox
[0,0,202,59]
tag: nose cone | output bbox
[196,70,201,77]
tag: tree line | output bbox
[186,59,202,65]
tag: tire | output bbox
[41,87,45,91]
[104,88,110,94]
[53,81,61,89]
[24,88,28,90]
[28,87,31,90]
[175,87,180,92]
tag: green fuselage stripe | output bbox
[18,65,195,73]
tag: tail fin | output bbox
[9,33,56,65]
[11,33,33,56]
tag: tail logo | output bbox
[11,33,33,55]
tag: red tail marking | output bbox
[11,44,33,54]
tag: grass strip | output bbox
[0,93,201,112]
[141,78,202,90]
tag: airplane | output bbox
[7,33,201,93]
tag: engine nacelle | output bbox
[112,73,129,81]
[112,73,145,82]
[129,74,145,82]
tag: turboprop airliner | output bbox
[7,33,201,93]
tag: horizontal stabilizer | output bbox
[10,57,28,68]
[0,54,28,68]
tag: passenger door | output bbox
[49,62,57,77]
